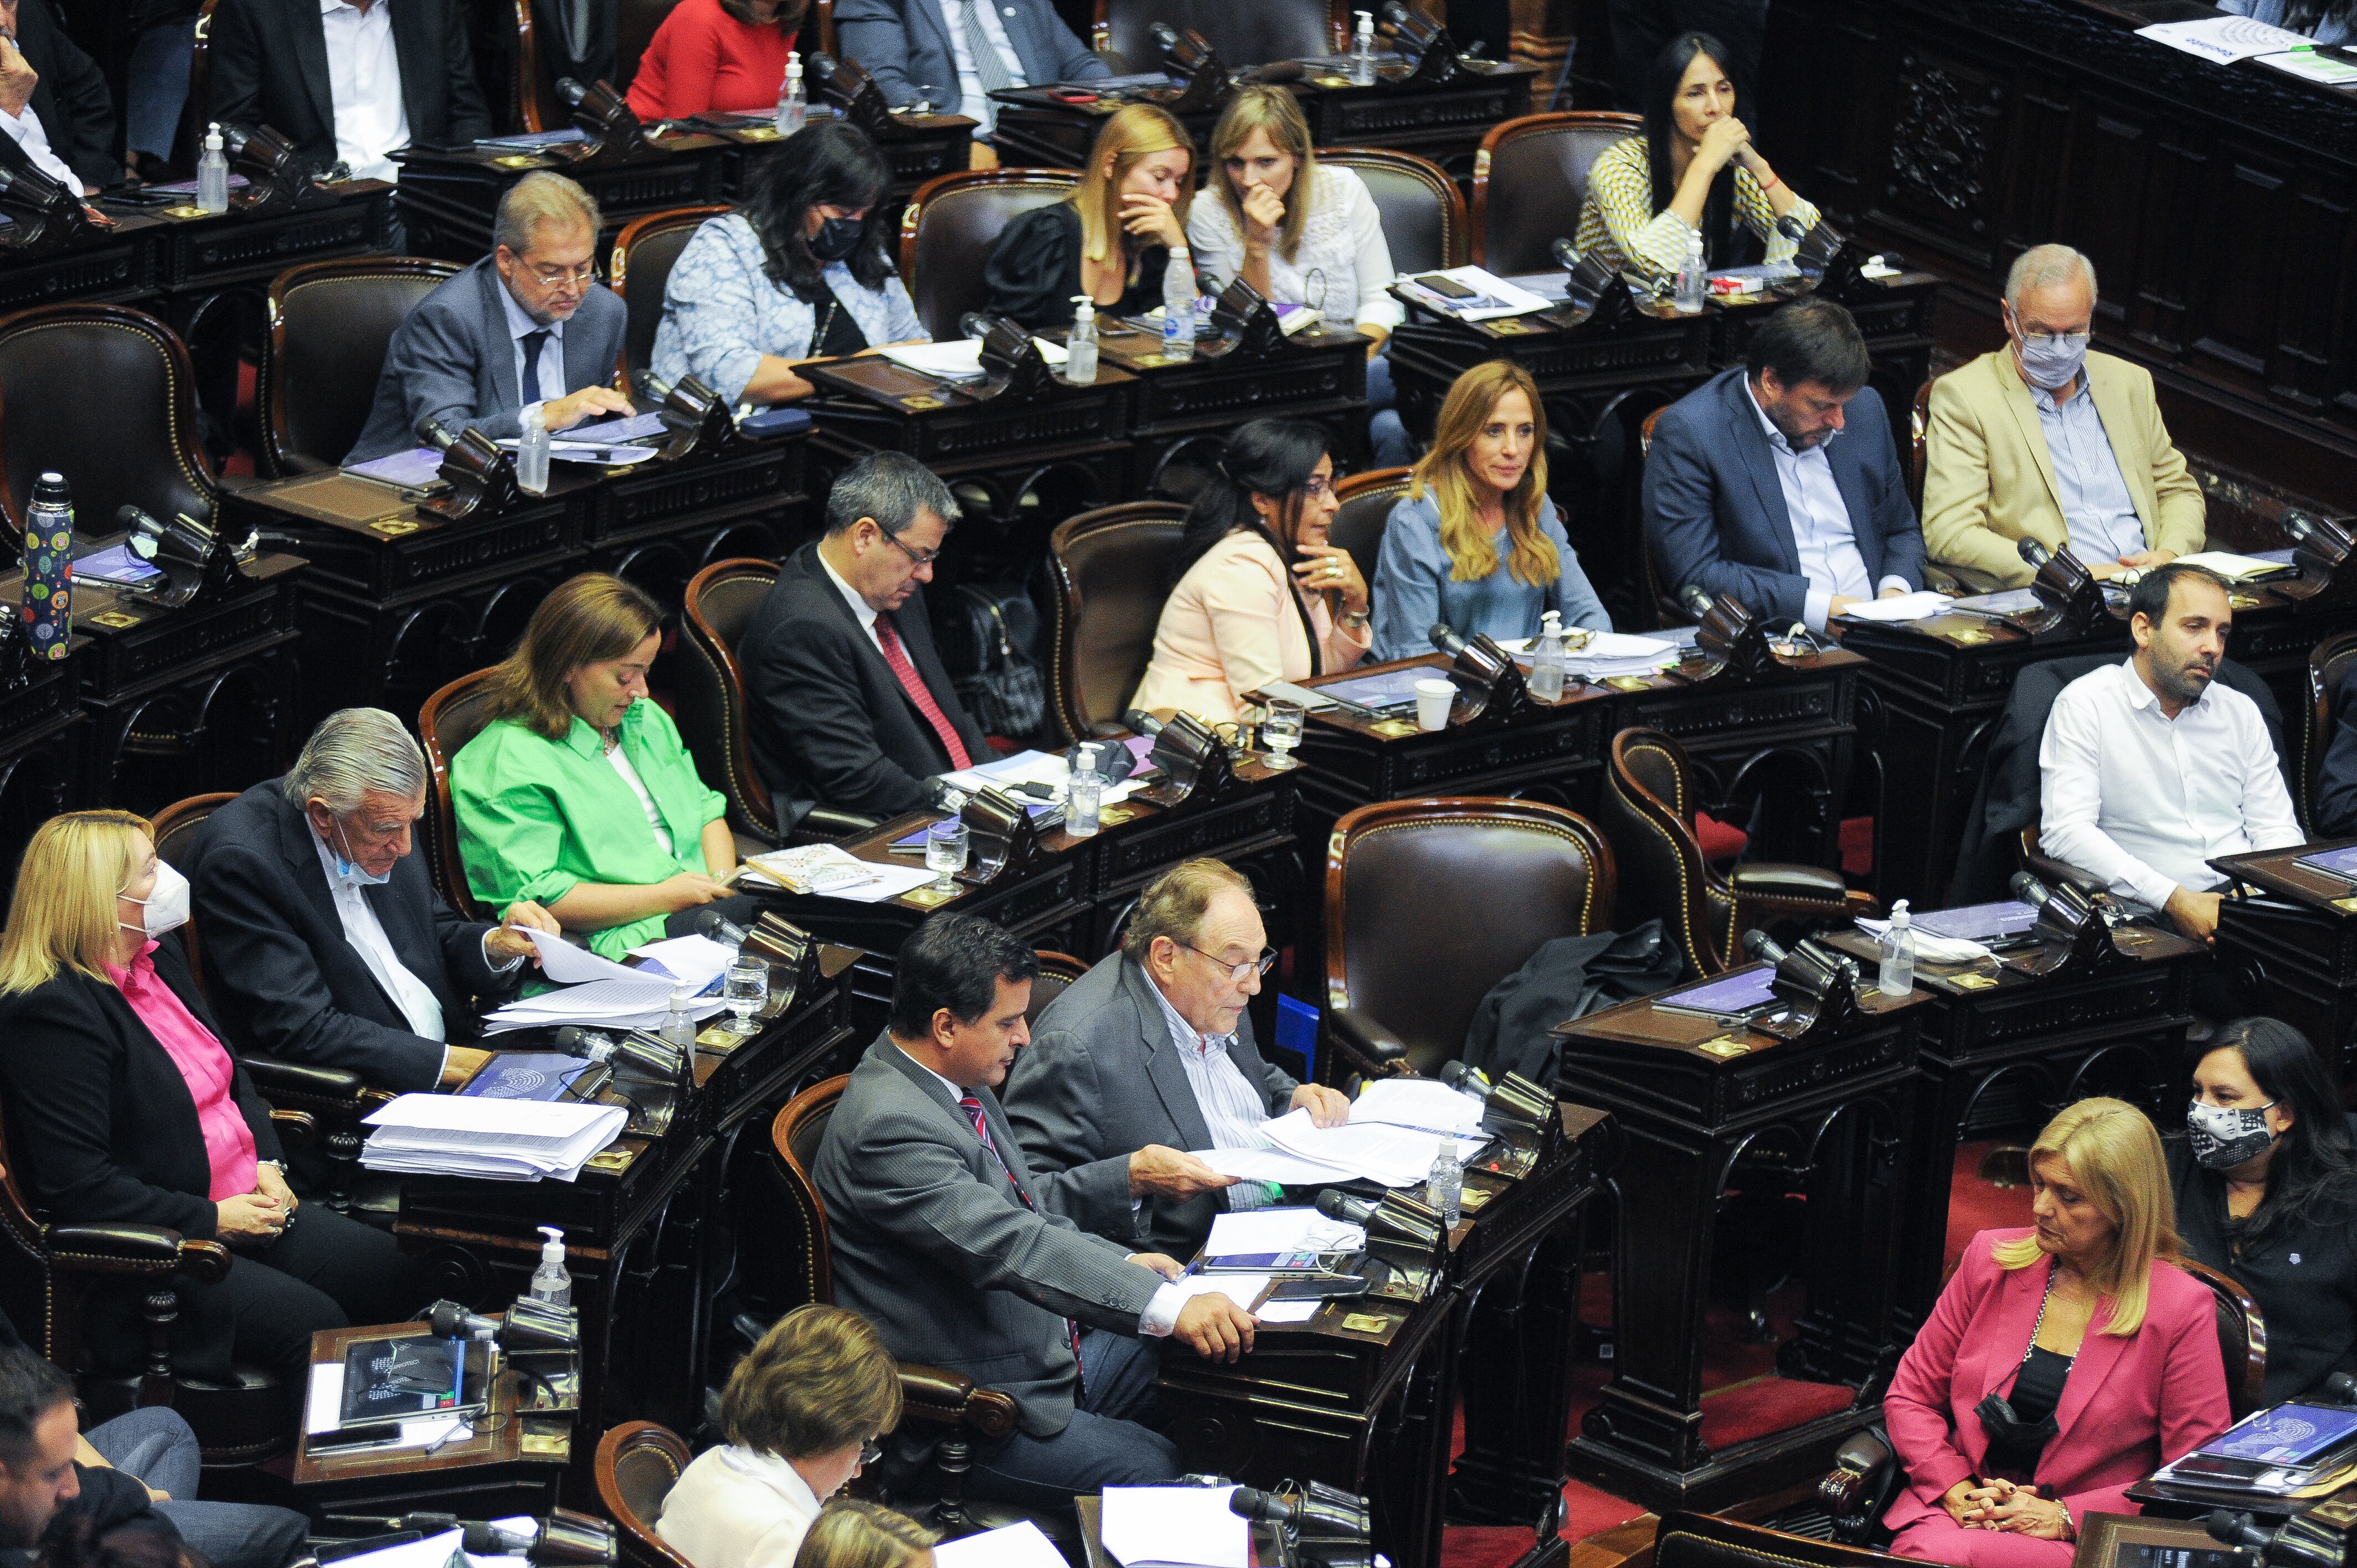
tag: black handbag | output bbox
[934,583,1049,742]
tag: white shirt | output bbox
[2037,658,2303,909]
[318,0,411,183]
[307,828,450,1077]
[605,741,675,858]
[496,272,569,431]
[816,547,884,655]
[938,0,1027,131]
[1743,377,1907,632]
[655,1445,822,1568]
[889,1043,1184,1335]
[0,104,81,193]
[1185,166,1405,332]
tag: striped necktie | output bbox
[959,0,1017,131]
[960,1093,1085,1392]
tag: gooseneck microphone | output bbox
[1437,1060,1491,1100]
[1740,928,1788,964]
[1680,584,1717,620]
[1314,1189,1377,1226]
[1229,1488,1296,1525]
[2018,537,2052,569]
[1429,622,1468,658]
[2008,871,2052,910]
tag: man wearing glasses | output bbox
[1922,243,2205,591]
[347,172,634,462]
[739,451,994,828]
[1005,858,1351,1258]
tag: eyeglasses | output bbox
[2016,329,2091,352]
[524,259,598,286]
[1300,476,1335,500]
[860,1438,884,1467]
[879,525,941,568]
[1176,941,1278,983]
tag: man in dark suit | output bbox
[833,0,1108,139]
[1646,297,1926,633]
[185,706,559,1094]
[206,0,490,180]
[2315,662,2357,839]
[347,171,632,462]
[815,914,1258,1505]
[1006,858,1350,1258]
[0,0,118,194]
[739,451,993,829]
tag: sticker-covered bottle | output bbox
[20,471,73,661]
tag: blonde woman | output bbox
[982,104,1196,328]
[1371,360,1608,662]
[0,812,422,1381]
[1186,86,1411,465]
[1881,1099,2230,1567]
[791,1503,936,1568]
[451,573,754,960]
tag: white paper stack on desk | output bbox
[1193,1100,1489,1189]
[1099,1486,1252,1568]
[480,930,731,1034]
[361,1094,627,1181]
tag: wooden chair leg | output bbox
[323,1121,361,1213]
[936,1436,969,1534]
[139,1279,179,1407]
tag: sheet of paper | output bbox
[1205,1207,1363,1257]
[1834,590,1953,622]
[2260,47,2357,84]
[622,933,737,991]
[1397,266,1553,322]
[932,1521,1071,1568]
[2173,549,2297,580]
[1193,1144,1356,1185]
[1100,1487,1250,1568]
[1855,916,1989,965]
[1495,631,1675,658]
[1261,1108,1485,1187]
[564,411,669,443]
[2135,14,2311,63]
[1352,1077,1487,1136]
[822,862,939,903]
[881,338,1070,380]
[306,1361,344,1433]
[344,447,446,488]
[322,1530,469,1568]
[523,927,652,987]
[1257,1298,1323,1323]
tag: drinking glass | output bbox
[925,818,970,895]
[1262,700,1305,769]
[723,958,769,1036]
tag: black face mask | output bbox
[1974,1387,2059,1460]
[810,215,864,261]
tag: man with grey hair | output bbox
[739,451,994,827]
[347,171,633,462]
[1922,241,2205,590]
[184,707,559,1092]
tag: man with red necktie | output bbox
[739,452,997,830]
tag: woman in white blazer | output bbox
[658,1307,904,1568]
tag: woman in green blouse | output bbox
[452,573,760,959]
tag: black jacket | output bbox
[205,0,491,174]
[2314,661,2357,838]
[183,781,515,1093]
[0,935,283,1245]
[738,541,991,827]
[12,0,117,192]
[2168,1134,2357,1404]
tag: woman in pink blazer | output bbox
[1884,1098,2230,1568]
[1130,419,1372,725]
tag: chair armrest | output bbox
[1819,1425,1898,1543]
[241,1056,369,1107]
[897,1364,1020,1439]
[267,1109,317,1149]
[47,1225,233,1283]
[1325,1008,1412,1078]
[1727,863,1852,904]
[786,805,884,847]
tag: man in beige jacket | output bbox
[1922,243,2205,591]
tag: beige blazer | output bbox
[655,1445,821,1568]
[1129,529,1372,725]
[1922,348,2205,590]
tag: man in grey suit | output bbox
[816,914,1259,1506]
[832,0,1109,141]
[347,171,633,462]
[1006,859,1351,1258]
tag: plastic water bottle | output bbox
[1426,1141,1463,1226]
[528,1225,572,1307]
[1674,229,1707,314]
[197,122,230,214]
[1065,295,1099,384]
[660,985,699,1049]
[1350,10,1378,83]
[775,51,806,136]
[1529,609,1566,701]
[1161,245,1195,362]
[515,402,551,495]
[20,472,73,663]
[1877,899,1917,997]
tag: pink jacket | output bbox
[1882,1227,2230,1535]
[1129,530,1371,725]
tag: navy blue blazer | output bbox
[833,0,1109,112]
[1644,367,1926,625]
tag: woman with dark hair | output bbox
[2217,0,2354,42]
[2170,1018,2357,1402]
[1572,31,1818,287]
[652,119,926,405]
[1129,419,1370,724]
[625,0,805,121]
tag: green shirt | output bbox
[452,698,729,958]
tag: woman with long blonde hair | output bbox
[0,811,422,1381]
[1370,359,1609,662]
[1880,1098,2229,1567]
[982,104,1196,328]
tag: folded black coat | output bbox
[1463,923,1683,1084]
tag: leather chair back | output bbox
[680,558,781,844]
[514,0,569,133]
[1326,798,1615,1075]
[1320,148,1465,275]
[1330,466,1411,588]
[168,0,223,175]
[150,792,236,994]
[1637,405,1687,627]
[1096,0,1341,65]
[1028,951,1090,1027]
[595,1422,699,1568]
[2180,1257,2269,1420]
[1471,112,1645,276]
[768,1074,848,1308]
[418,669,506,921]
[2309,630,2357,828]
[1044,502,1188,744]
[611,206,730,389]
[616,0,687,92]
[1601,728,1727,979]
[0,306,215,536]
[262,259,462,476]
[898,171,1078,343]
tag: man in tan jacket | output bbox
[1922,243,2205,591]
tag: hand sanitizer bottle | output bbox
[1529,609,1566,700]
[1675,229,1708,314]
[529,1225,571,1307]
[1161,246,1195,362]
[660,985,699,1049]
[1065,295,1099,384]
[515,403,550,495]
[1877,899,1917,997]
[775,52,806,136]
[1351,11,1378,83]
[1426,1141,1462,1226]
[197,123,230,214]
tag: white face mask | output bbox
[119,859,191,938]
[327,818,395,889]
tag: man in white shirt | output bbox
[1007,858,1351,1258]
[185,708,560,1094]
[208,0,489,180]
[832,0,1108,143]
[2038,563,2303,943]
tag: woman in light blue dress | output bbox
[1371,359,1610,662]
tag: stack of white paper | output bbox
[1351,1077,1488,1136]
[932,1521,1069,1568]
[1834,591,1954,623]
[481,930,729,1033]
[1205,1206,1365,1257]
[361,1094,627,1181]
[1261,1107,1487,1187]
[940,749,1149,808]
[1100,1487,1251,1568]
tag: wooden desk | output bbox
[1155,1103,1614,1568]
[1082,318,1373,494]
[0,652,86,906]
[1818,919,2201,1335]
[1556,967,1926,1512]
[2212,840,2357,1084]
[395,137,736,265]
[0,212,157,314]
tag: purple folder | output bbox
[1656,966,1778,1015]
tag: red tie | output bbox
[874,617,971,771]
[960,1094,1085,1391]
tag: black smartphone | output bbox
[1416,273,1479,300]
[308,1422,404,1454]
